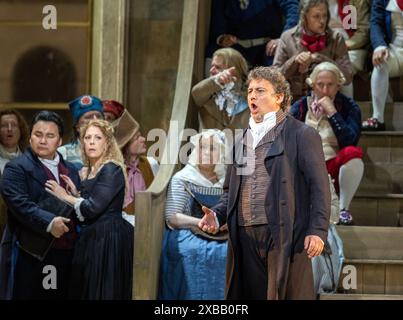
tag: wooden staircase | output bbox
[320,99,403,300]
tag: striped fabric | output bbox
[165,175,223,219]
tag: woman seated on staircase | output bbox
[159,129,228,300]
[290,62,363,226]
[273,0,353,102]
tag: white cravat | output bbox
[248,112,277,149]
[39,153,60,184]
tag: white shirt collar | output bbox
[248,111,277,149]
[39,153,61,183]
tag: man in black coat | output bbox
[0,111,80,299]
[199,67,331,299]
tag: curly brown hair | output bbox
[247,66,293,111]
[0,109,29,151]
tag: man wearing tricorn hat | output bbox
[112,110,159,215]
[58,95,104,170]
[102,100,125,122]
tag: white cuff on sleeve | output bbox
[46,218,55,233]
[74,198,86,222]
[374,46,388,53]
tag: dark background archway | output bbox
[12,46,77,102]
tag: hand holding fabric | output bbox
[50,216,70,238]
[295,51,312,73]
[45,180,68,201]
[60,174,79,197]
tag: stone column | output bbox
[91,0,128,103]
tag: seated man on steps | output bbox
[291,62,364,225]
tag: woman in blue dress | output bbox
[159,129,228,300]
[46,119,133,300]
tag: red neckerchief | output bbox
[300,29,327,53]
[337,0,356,37]
[398,0,403,11]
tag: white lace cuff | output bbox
[74,198,86,222]
[374,46,388,53]
[213,74,225,89]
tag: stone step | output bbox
[355,130,403,193]
[320,293,403,300]
[359,131,403,164]
[334,227,403,295]
[358,101,403,131]
[350,193,403,227]
[336,226,403,260]
[357,163,403,193]
[337,260,403,295]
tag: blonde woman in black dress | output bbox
[46,119,133,300]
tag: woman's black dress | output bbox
[70,162,133,300]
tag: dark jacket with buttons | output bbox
[370,0,392,49]
[290,92,362,149]
[212,115,330,300]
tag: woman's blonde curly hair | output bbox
[79,119,128,190]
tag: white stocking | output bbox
[371,63,389,122]
[339,158,364,211]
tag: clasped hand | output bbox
[296,52,313,73]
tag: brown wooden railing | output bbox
[132,0,205,299]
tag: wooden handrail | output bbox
[132,0,200,300]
